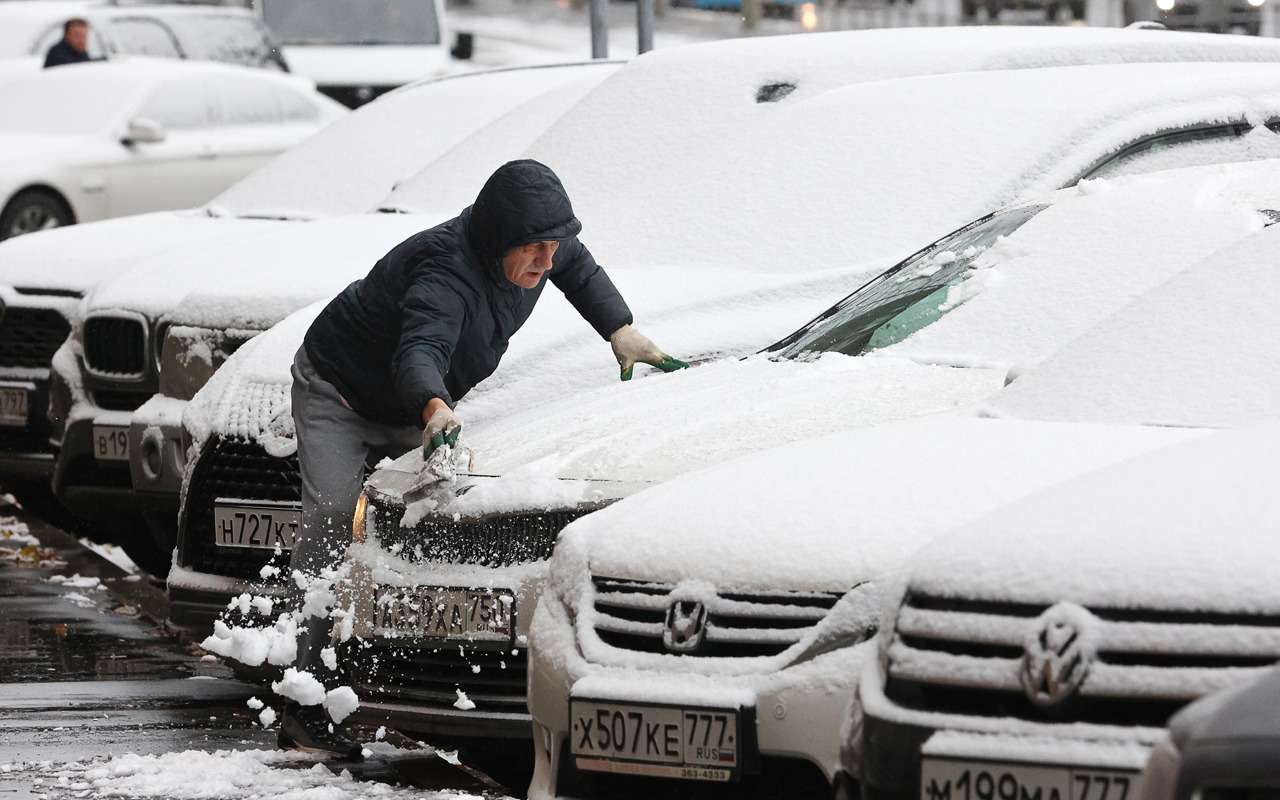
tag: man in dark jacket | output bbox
[44,18,93,68]
[279,160,685,756]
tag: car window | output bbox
[137,79,214,129]
[33,22,107,59]
[105,17,183,58]
[162,14,284,69]
[211,76,283,125]
[1085,122,1280,181]
[262,0,441,45]
[767,204,1047,359]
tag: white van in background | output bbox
[257,0,453,106]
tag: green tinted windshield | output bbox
[767,203,1046,359]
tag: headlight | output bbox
[352,492,369,543]
[152,321,169,375]
[1134,735,1182,800]
[158,326,257,401]
[1156,0,1175,10]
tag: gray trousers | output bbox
[289,346,419,681]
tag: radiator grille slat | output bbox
[353,644,528,710]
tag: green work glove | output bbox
[609,324,690,381]
[423,406,462,459]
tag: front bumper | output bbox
[53,412,169,518]
[0,374,56,481]
[166,562,274,635]
[858,663,1156,800]
[526,591,856,800]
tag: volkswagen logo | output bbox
[1020,602,1094,708]
[663,600,708,653]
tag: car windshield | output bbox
[766,203,1047,359]
[0,71,132,135]
[261,0,440,46]
[164,14,283,69]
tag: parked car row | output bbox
[0,24,1278,800]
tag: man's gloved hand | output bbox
[609,324,690,381]
[423,403,462,459]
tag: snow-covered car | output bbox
[257,0,449,108]
[858,221,1280,798]
[38,61,620,554]
[0,1,288,70]
[164,26,1280,626]
[184,156,1279,780]
[520,416,1199,798]
[0,58,344,239]
[1137,664,1280,800]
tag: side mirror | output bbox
[122,118,165,146]
[451,31,474,61]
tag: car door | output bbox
[105,78,225,217]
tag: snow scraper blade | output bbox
[401,442,458,507]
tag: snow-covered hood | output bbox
[906,422,1280,614]
[375,354,1007,497]
[183,261,882,450]
[546,417,1202,595]
[86,212,434,321]
[281,45,450,87]
[0,211,278,295]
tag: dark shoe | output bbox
[277,703,363,759]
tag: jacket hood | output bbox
[465,159,582,269]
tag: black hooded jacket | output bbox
[303,160,633,427]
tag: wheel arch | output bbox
[0,183,79,228]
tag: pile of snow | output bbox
[23,748,484,800]
[0,517,37,546]
[987,220,1280,429]
[45,574,102,590]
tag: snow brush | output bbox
[401,428,462,506]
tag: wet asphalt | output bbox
[0,501,504,800]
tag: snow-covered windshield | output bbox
[262,0,440,46]
[0,70,133,135]
[767,203,1047,359]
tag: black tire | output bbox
[457,742,534,797]
[0,188,74,241]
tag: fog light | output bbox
[1156,0,1175,10]
[1248,0,1265,8]
[140,429,164,481]
[354,86,375,103]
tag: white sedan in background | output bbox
[0,58,343,239]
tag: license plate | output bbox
[92,424,128,461]
[373,585,514,641]
[213,500,300,550]
[570,700,741,782]
[921,758,1137,800]
[0,388,27,426]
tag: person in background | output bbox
[44,18,93,68]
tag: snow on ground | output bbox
[6,746,499,800]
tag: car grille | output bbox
[370,496,596,567]
[352,642,527,714]
[179,436,299,580]
[0,307,69,369]
[589,576,842,659]
[884,593,1280,728]
[84,316,147,377]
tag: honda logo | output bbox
[1021,602,1094,709]
[663,600,708,653]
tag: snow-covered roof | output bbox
[208,62,620,220]
[906,422,1280,613]
[986,219,1280,429]
[549,416,1200,594]
[391,59,1280,276]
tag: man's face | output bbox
[66,23,89,53]
[501,240,558,289]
